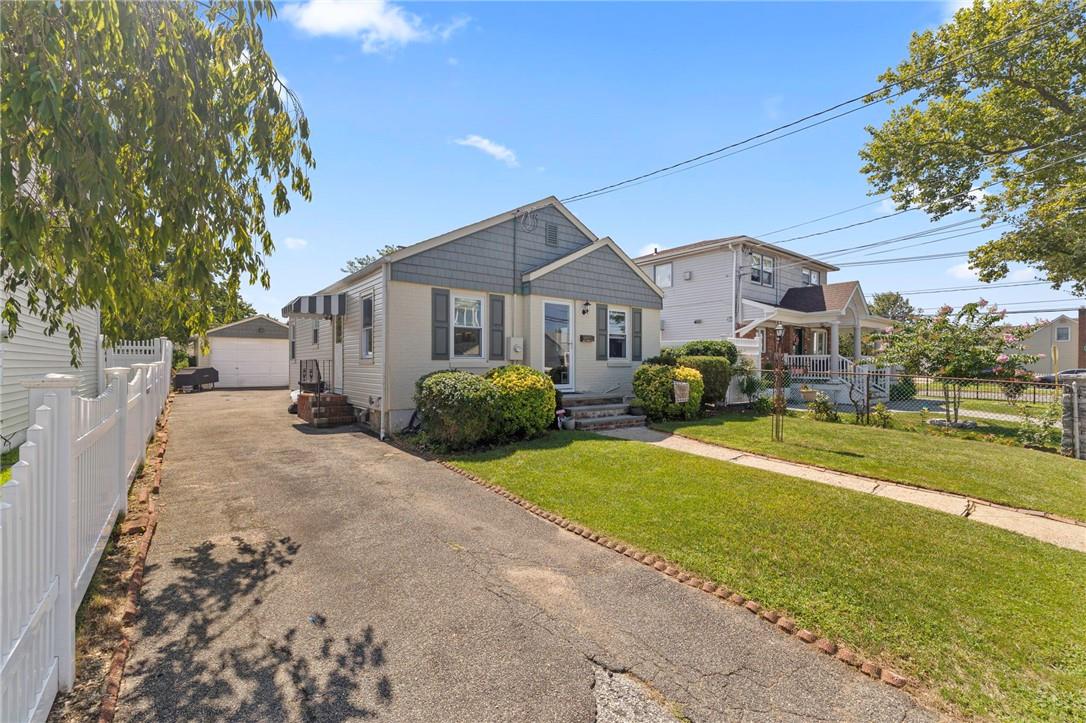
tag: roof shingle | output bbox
[778,281,860,313]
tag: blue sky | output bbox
[247,0,1080,321]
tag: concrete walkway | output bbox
[118,390,931,722]
[600,427,1086,553]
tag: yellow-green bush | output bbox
[415,371,499,449]
[633,364,704,420]
[486,365,556,440]
[675,355,730,404]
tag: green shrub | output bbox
[633,364,704,420]
[486,365,556,440]
[676,355,730,404]
[751,396,773,415]
[889,377,917,401]
[674,339,738,364]
[872,402,893,428]
[415,371,498,449]
[807,391,839,422]
[644,353,677,366]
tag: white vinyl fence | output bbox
[1,340,172,723]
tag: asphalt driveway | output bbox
[118,390,932,722]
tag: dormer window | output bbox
[751,253,774,287]
[802,268,821,286]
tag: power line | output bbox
[836,251,970,267]
[559,14,1067,204]
[870,281,1052,295]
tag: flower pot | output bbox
[562,417,577,431]
[800,389,819,403]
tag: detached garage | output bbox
[197,315,289,388]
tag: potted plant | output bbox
[800,384,818,403]
[628,397,646,416]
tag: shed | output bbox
[196,315,289,388]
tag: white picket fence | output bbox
[0,340,172,723]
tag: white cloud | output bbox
[636,243,663,258]
[1008,267,1037,281]
[281,0,468,54]
[283,236,308,250]
[454,135,518,167]
[447,56,459,66]
[943,0,971,22]
[762,95,784,121]
[947,261,978,280]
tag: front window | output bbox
[361,295,374,358]
[608,309,627,359]
[1056,326,1070,342]
[453,296,483,357]
[811,329,827,355]
[312,319,319,346]
[751,253,774,286]
[802,268,820,286]
[654,262,672,288]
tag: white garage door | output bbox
[209,337,288,388]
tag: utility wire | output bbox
[836,251,970,267]
[559,14,1067,204]
[870,280,1051,295]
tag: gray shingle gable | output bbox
[527,246,662,309]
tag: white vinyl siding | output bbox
[339,270,385,410]
[1,287,101,450]
[637,247,736,344]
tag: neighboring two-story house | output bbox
[634,236,891,375]
[1018,310,1086,375]
[282,197,663,432]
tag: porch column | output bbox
[853,318,863,362]
[829,321,840,375]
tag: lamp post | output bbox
[773,321,786,442]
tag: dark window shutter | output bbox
[632,308,642,361]
[432,288,450,360]
[596,303,608,361]
[489,295,505,360]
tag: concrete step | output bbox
[563,394,625,408]
[310,414,356,427]
[568,403,630,419]
[310,404,353,415]
[575,414,647,431]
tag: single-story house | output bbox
[195,314,289,388]
[282,196,663,431]
[1018,309,1085,375]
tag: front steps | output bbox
[297,392,356,428]
[563,393,646,431]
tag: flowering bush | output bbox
[633,364,704,420]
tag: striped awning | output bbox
[281,293,347,319]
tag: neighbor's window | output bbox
[361,294,374,358]
[312,319,319,346]
[802,268,821,286]
[334,316,343,344]
[289,324,295,360]
[654,262,673,288]
[811,329,827,355]
[756,328,766,353]
[1056,326,1071,342]
[608,309,627,359]
[453,295,483,357]
[751,253,774,286]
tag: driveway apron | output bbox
[118,390,932,722]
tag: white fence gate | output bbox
[726,337,762,404]
[1,340,172,723]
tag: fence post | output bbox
[130,363,153,447]
[106,368,130,517]
[22,373,79,690]
[97,334,106,395]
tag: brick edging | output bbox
[436,458,911,692]
[97,395,173,723]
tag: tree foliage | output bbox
[1,1,313,361]
[342,244,400,275]
[860,0,1086,293]
[869,291,917,321]
[875,301,1036,422]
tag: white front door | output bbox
[543,301,574,391]
[333,316,344,394]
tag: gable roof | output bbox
[205,314,287,335]
[521,237,663,297]
[778,281,864,313]
[319,196,597,294]
[633,235,840,272]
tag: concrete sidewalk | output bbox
[600,427,1086,553]
[117,390,931,722]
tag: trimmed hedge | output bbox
[415,371,498,449]
[676,355,730,404]
[486,365,556,440]
[673,339,738,364]
[633,363,704,420]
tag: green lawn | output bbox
[450,432,1086,722]
[921,397,1049,417]
[657,412,1086,521]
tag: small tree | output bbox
[875,301,1034,423]
[342,245,400,274]
[869,291,916,321]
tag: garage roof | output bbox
[206,314,289,339]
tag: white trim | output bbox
[451,293,486,360]
[205,313,288,335]
[521,237,664,297]
[360,292,375,360]
[541,298,575,392]
[633,235,840,272]
[320,197,598,294]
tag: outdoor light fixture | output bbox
[581,301,592,315]
[775,321,784,340]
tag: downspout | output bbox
[511,208,519,339]
[381,261,391,440]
